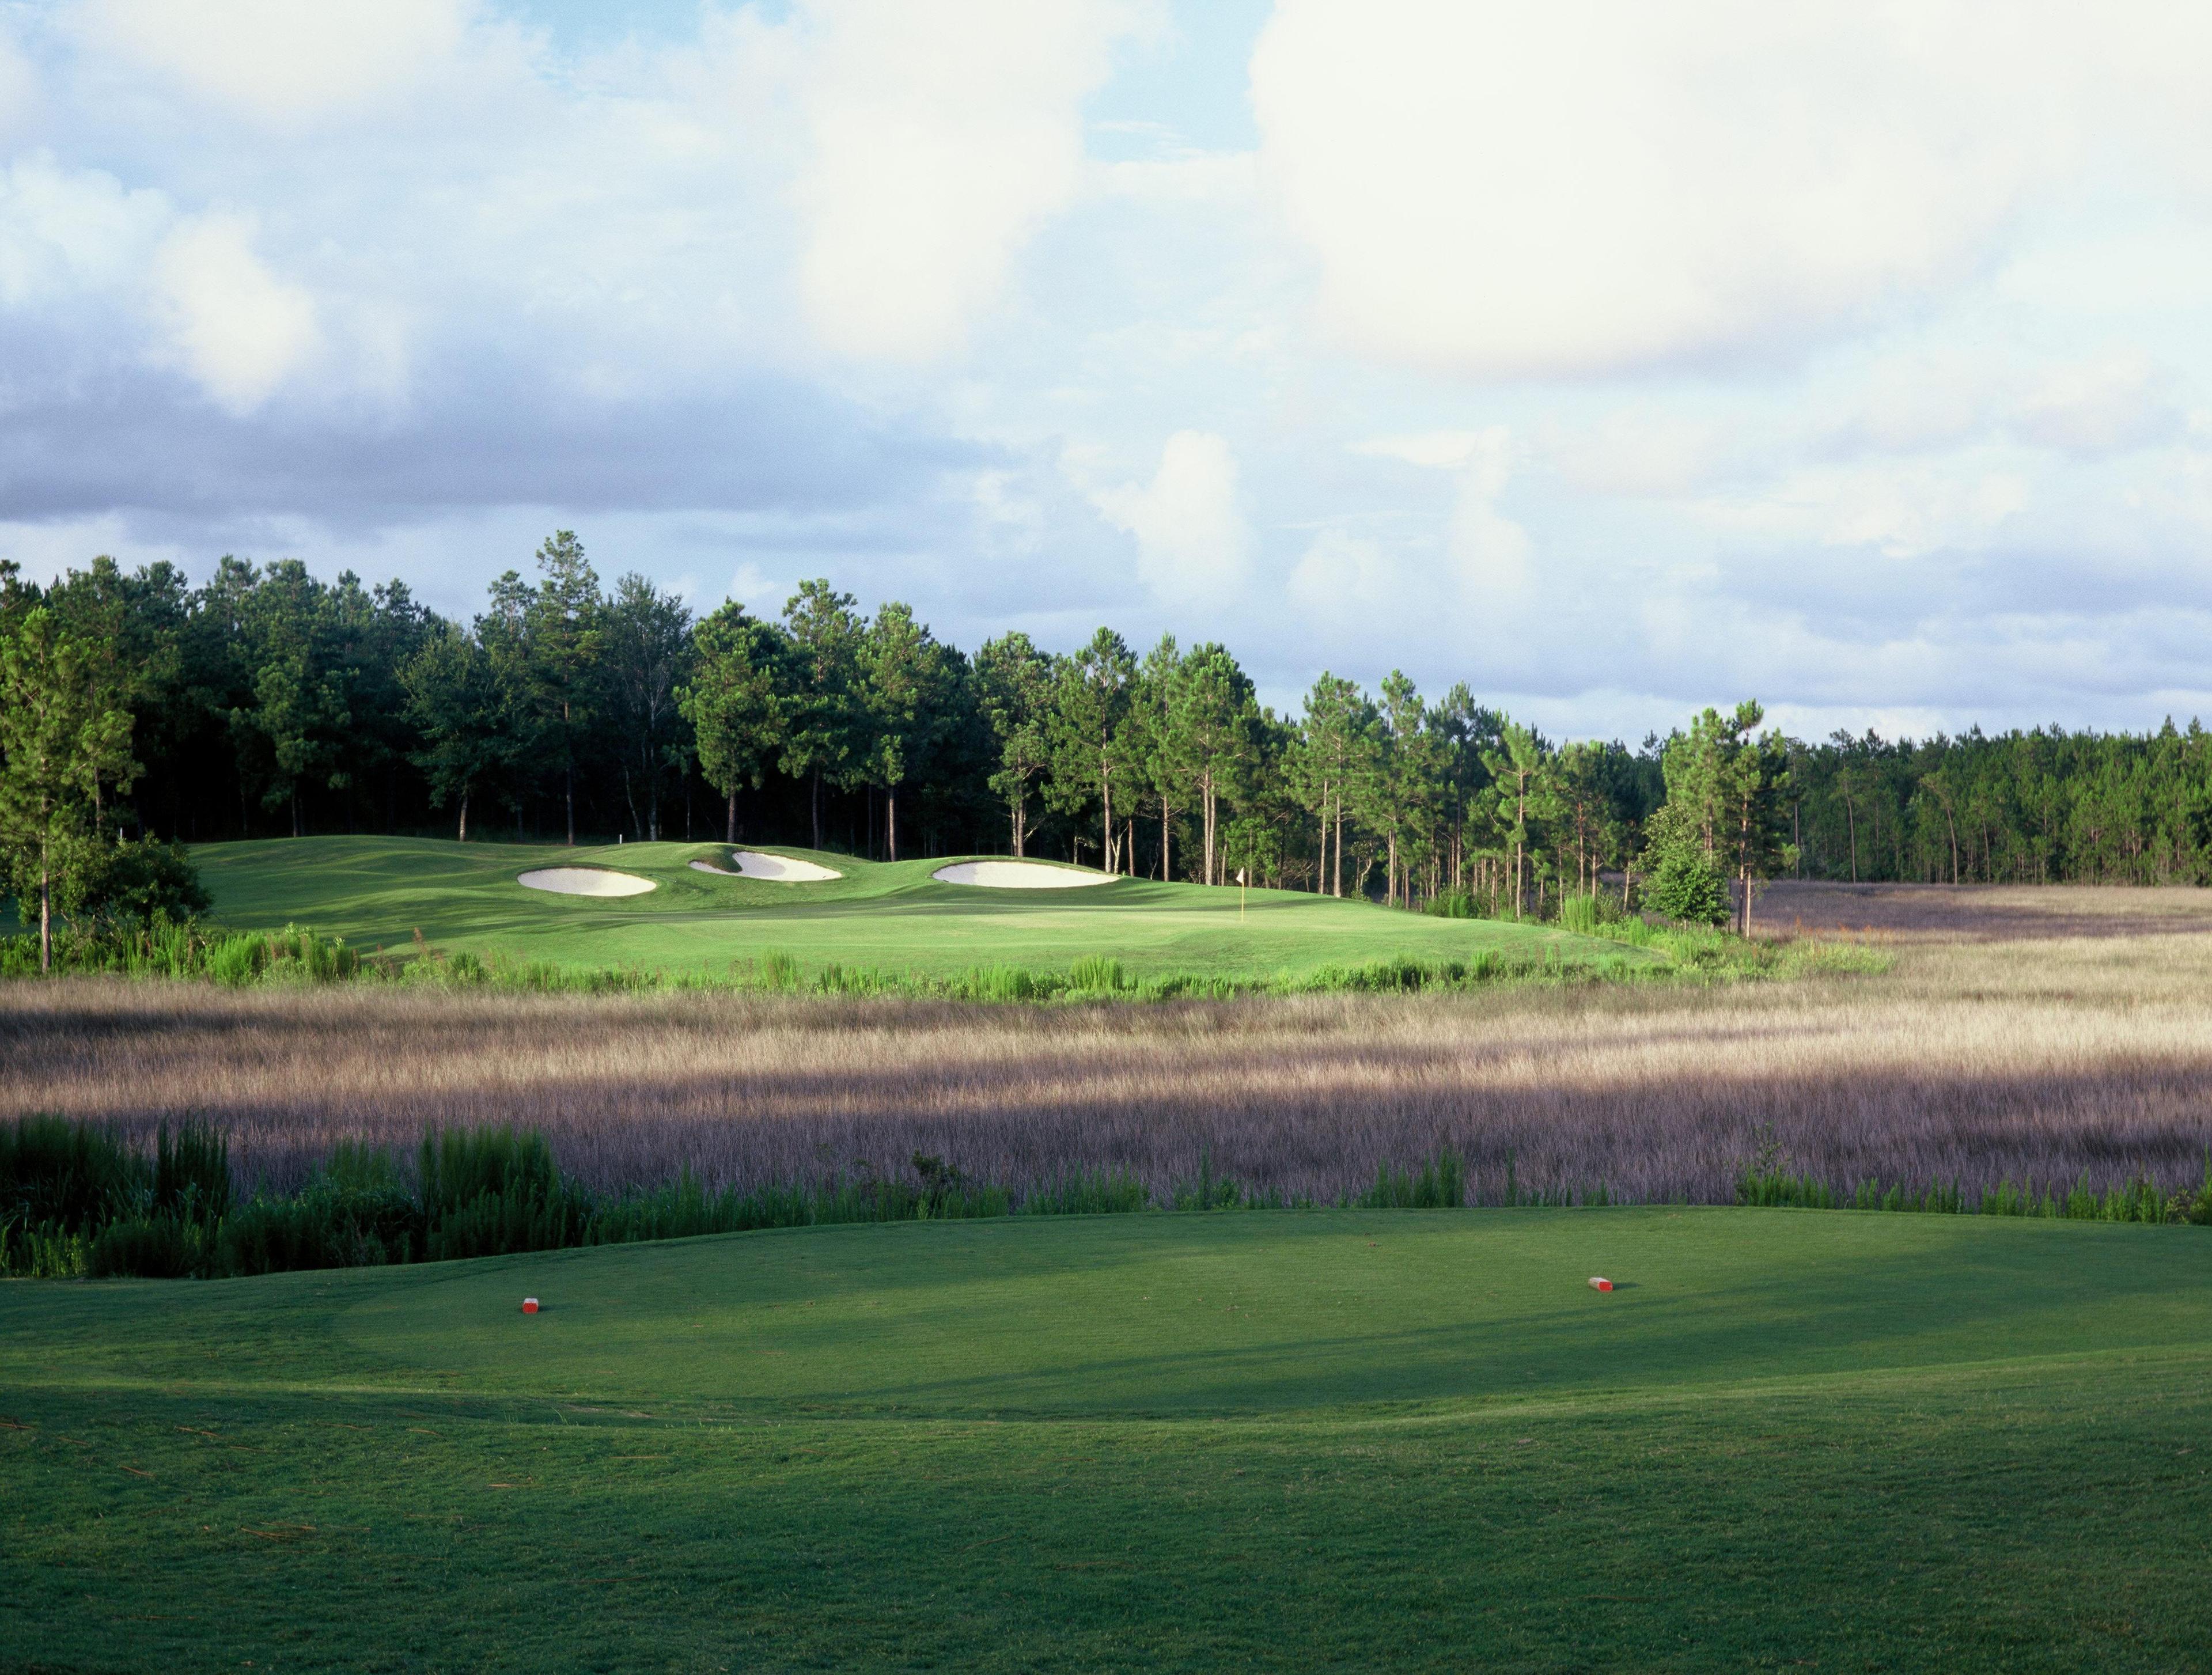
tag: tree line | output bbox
[4,536,2210,965]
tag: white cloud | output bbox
[791,0,1150,362]
[1093,429,1253,608]
[1353,431,1484,470]
[1287,526,1403,624]
[149,213,321,411]
[1353,425,1533,594]
[1445,430,1533,597]
[1690,460,2030,560]
[73,0,467,126]
[0,26,37,142]
[2011,354,2181,456]
[1249,1,2211,380]
[0,511,185,586]
[1541,410,1741,498]
[0,153,168,305]
[1093,150,1257,205]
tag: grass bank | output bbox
[6,1112,2202,1283]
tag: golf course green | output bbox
[6,1207,2209,1671]
[189,835,1642,981]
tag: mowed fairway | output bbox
[190,835,1642,981]
[6,1209,2211,1672]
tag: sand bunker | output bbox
[690,851,843,882]
[932,860,1114,889]
[517,867,657,898]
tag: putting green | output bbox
[187,834,1646,981]
[5,1210,2211,1670]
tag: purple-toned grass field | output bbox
[7,882,2212,1205]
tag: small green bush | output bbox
[1358,1150,1465,1210]
[1643,849,1730,927]
[88,1214,206,1279]
[1067,954,1127,993]
[1555,892,1630,935]
[1,1115,145,1236]
[1021,1170,1150,1215]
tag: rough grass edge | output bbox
[0,916,1891,1003]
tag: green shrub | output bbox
[418,1126,564,1220]
[1359,1150,1465,1209]
[0,1114,145,1237]
[425,1187,589,1261]
[1555,892,1629,935]
[1170,1146,1247,1211]
[1021,1170,1150,1215]
[85,838,211,924]
[1425,889,1479,919]
[218,1146,423,1276]
[154,1122,232,1223]
[416,1126,588,1261]
[203,934,267,986]
[953,964,1046,1002]
[0,1221,89,1278]
[1067,954,1127,993]
[88,1214,206,1279]
[1643,848,1730,927]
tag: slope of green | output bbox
[187,834,1646,981]
[6,1209,2211,1671]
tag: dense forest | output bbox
[3,536,2210,939]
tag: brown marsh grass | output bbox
[5,881,2211,1204]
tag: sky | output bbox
[2,0,2210,742]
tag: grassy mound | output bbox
[187,834,1651,983]
[6,1208,2210,1669]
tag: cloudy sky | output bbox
[3,0,2210,740]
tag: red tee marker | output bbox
[522,1297,540,1314]
[1588,1277,1613,1292]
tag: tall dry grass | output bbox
[6,882,2211,1204]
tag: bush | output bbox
[154,1122,232,1223]
[417,1126,589,1261]
[88,1214,206,1279]
[1643,847,1730,927]
[218,1145,423,1276]
[1555,892,1629,935]
[1021,1169,1150,1215]
[1359,1150,1466,1209]
[1067,954,1127,994]
[85,838,211,924]
[0,1114,145,1237]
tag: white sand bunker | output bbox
[517,867,657,898]
[690,851,843,882]
[933,860,1114,889]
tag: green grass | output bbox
[6,1208,2211,1670]
[185,835,1650,983]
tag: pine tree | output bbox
[973,632,1056,858]
[1046,628,1135,872]
[779,580,866,852]
[0,608,139,969]
[400,623,513,840]
[522,532,603,846]
[680,604,789,844]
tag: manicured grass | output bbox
[6,1208,2210,1670]
[187,835,1643,981]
